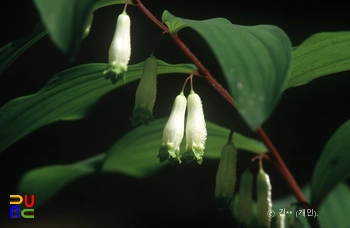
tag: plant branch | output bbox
[133,1,319,227]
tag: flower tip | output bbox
[130,108,155,126]
[103,67,127,84]
[215,196,232,210]
[158,145,181,164]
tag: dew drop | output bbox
[229,68,236,74]
[237,82,243,90]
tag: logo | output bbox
[9,195,35,218]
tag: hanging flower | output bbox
[158,93,187,164]
[257,168,272,228]
[215,141,237,210]
[238,169,253,227]
[103,10,131,82]
[130,56,158,126]
[182,90,207,164]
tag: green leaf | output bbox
[0,60,197,154]
[286,32,350,89]
[93,0,134,10]
[0,22,46,75]
[162,10,292,130]
[102,118,267,178]
[33,0,96,56]
[311,119,350,207]
[318,183,350,228]
[17,154,105,208]
[0,0,129,75]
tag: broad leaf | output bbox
[311,119,350,207]
[33,0,96,56]
[286,32,350,89]
[17,117,267,207]
[0,60,197,154]
[162,10,292,130]
[0,22,46,75]
[318,183,350,228]
[102,118,268,178]
[17,154,105,208]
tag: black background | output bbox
[0,0,350,227]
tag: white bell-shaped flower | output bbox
[158,93,187,164]
[183,90,207,164]
[104,10,131,81]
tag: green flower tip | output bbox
[215,195,232,210]
[158,144,181,164]
[182,147,204,165]
[130,107,155,126]
[103,66,127,84]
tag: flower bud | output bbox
[103,10,131,82]
[257,168,272,228]
[215,141,237,210]
[182,91,207,164]
[238,169,253,227]
[158,93,187,164]
[130,56,158,126]
[276,212,291,228]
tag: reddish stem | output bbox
[133,1,318,226]
[257,128,307,204]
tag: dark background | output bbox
[1,0,350,227]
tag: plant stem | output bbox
[133,1,319,227]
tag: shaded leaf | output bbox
[286,32,350,89]
[318,183,350,228]
[311,119,350,207]
[0,22,46,75]
[0,60,197,153]
[0,0,130,74]
[102,118,267,178]
[17,154,105,208]
[93,0,134,10]
[33,0,96,57]
[162,10,292,130]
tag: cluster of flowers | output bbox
[104,8,208,164]
[102,7,276,227]
[158,90,207,164]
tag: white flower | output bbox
[183,90,207,164]
[130,56,158,126]
[103,10,131,81]
[158,93,187,163]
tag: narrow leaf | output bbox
[311,119,350,206]
[0,60,197,154]
[286,32,350,89]
[17,154,105,208]
[0,22,46,75]
[162,10,292,130]
[102,118,267,178]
